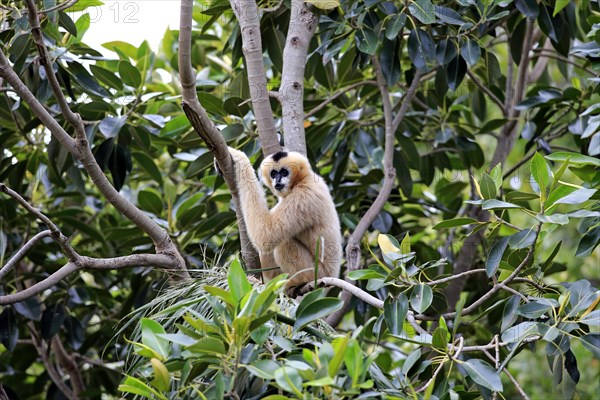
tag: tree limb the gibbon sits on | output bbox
[222,148,342,296]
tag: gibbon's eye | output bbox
[280,169,289,177]
[270,170,277,178]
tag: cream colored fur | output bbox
[228,148,342,293]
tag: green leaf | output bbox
[138,189,163,215]
[118,61,142,88]
[408,0,436,24]
[245,360,280,380]
[119,376,168,400]
[294,298,343,330]
[447,55,467,91]
[553,188,596,206]
[486,237,509,277]
[385,14,406,40]
[305,0,339,11]
[228,258,251,304]
[433,217,478,229]
[462,359,503,392]
[461,39,481,66]
[410,284,433,313]
[545,152,600,167]
[329,336,349,377]
[408,28,435,70]
[384,294,408,335]
[432,326,449,350]
[501,295,520,332]
[133,152,163,185]
[576,226,600,257]
[356,28,378,55]
[515,0,539,18]
[531,152,550,203]
[482,200,523,210]
[90,65,123,90]
[65,0,104,12]
[186,336,226,354]
[553,0,569,16]
[150,358,170,392]
[274,367,303,396]
[140,318,169,360]
[480,173,497,200]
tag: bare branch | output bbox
[0,254,178,305]
[0,230,51,280]
[328,58,397,326]
[229,0,280,155]
[29,326,76,400]
[421,224,542,321]
[392,70,424,133]
[317,277,384,308]
[305,80,378,119]
[179,0,259,270]
[279,0,318,154]
[466,69,506,115]
[41,0,78,13]
[424,268,486,286]
[0,184,78,260]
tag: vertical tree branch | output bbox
[445,18,536,312]
[179,0,260,270]
[229,0,280,155]
[279,0,317,155]
[328,60,423,326]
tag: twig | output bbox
[424,269,486,286]
[392,70,424,133]
[0,230,51,280]
[0,184,78,261]
[466,69,506,115]
[500,285,529,303]
[483,349,530,400]
[305,80,378,118]
[416,357,447,393]
[41,0,78,14]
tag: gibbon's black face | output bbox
[269,167,290,192]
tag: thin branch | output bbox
[0,184,78,261]
[305,80,378,118]
[41,0,78,13]
[0,254,177,305]
[424,268,486,286]
[0,230,51,280]
[500,285,529,302]
[29,326,76,400]
[416,357,447,393]
[392,70,424,133]
[466,69,506,115]
[483,349,530,400]
[317,277,384,308]
[420,224,542,321]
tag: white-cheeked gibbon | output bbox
[227,148,342,295]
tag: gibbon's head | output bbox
[260,151,310,197]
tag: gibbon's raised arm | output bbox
[229,149,316,251]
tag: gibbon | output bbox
[226,148,342,295]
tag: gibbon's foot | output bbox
[287,281,316,298]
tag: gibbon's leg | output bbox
[274,238,323,295]
[259,251,281,282]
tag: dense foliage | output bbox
[0,0,598,398]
